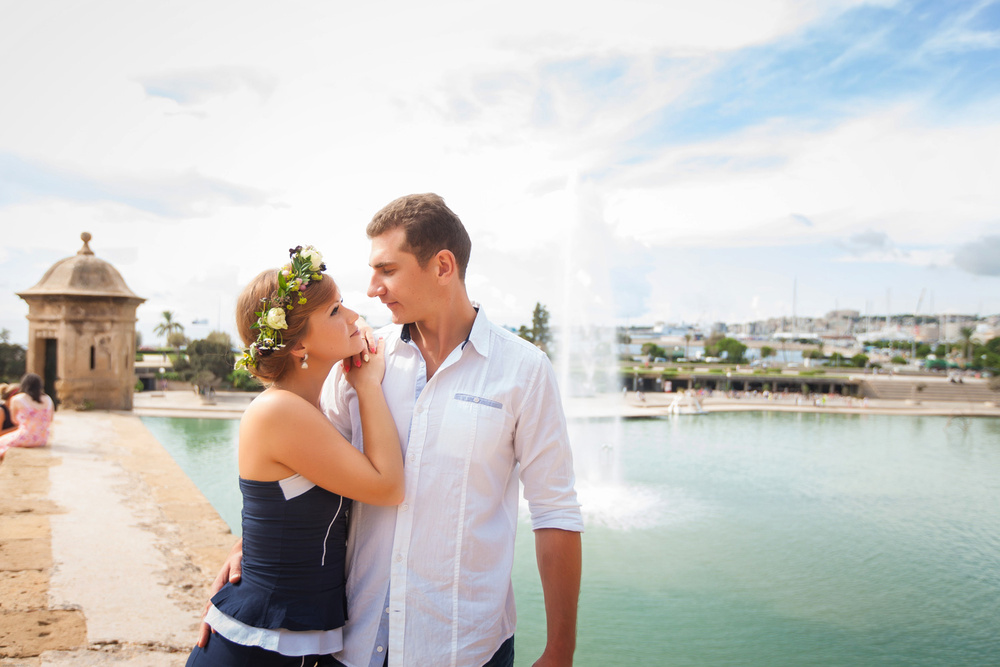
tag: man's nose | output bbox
[367,276,383,298]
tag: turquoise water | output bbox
[141,413,1000,666]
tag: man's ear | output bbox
[434,249,458,283]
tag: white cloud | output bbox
[1,0,998,345]
[602,103,1000,249]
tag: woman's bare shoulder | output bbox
[242,389,315,425]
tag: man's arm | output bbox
[196,538,244,648]
[533,528,582,667]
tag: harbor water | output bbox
[141,412,1000,666]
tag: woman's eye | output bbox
[331,306,340,316]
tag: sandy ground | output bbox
[2,388,997,664]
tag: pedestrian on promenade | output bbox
[187,245,403,667]
[0,374,53,459]
[207,194,583,666]
[0,383,18,436]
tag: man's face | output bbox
[367,228,437,324]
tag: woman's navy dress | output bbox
[211,475,352,633]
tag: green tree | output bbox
[760,346,775,363]
[184,333,235,392]
[531,302,552,353]
[851,353,869,368]
[705,336,747,363]
[228,368,262,391]
[154,311,185,346]
[167,331,188,349]
[641,343,667,360]
[518,303,552,355]
[959,326,975,366]
[0,329,26,382]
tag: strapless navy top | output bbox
[211,475,351,632]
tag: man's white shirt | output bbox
[321,308,583,667]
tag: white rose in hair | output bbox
[301,247,324,271]
[265,307,288,330]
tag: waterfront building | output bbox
[16,233,145,409]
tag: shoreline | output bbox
[133,389,1000,420]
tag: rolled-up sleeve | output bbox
[514,356,585,533]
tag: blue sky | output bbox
[1,0,998,346]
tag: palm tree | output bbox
[154,311,185,346]
[959,326,975,366]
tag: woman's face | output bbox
[299,285,364,367]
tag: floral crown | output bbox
[235,245,327,372]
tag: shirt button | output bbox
[401,504,409,511]
[385,607,390,614]
[377,646,384,653]
[408,454,415,462]
[395,554,403,562]
[474,397,480,403]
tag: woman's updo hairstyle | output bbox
[236,268,336,384]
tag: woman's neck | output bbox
[270,363,334,407]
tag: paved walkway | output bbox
[1,411,234,665]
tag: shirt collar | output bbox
[397,306,491,358]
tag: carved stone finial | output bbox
[79,232,94,255]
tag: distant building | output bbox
[17,233,145,410]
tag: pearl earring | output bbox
[301,353,309,369]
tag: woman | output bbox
[0,383,17,436]
[186,245,403,667]
[0,374,53,458]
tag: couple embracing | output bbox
[187,194,583,667]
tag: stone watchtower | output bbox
[17,233,145,410]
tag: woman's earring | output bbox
[301,353,309,370]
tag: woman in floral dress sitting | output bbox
[0,373,54,459]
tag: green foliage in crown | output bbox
[235,245,327,372]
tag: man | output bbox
[211,194,583,666]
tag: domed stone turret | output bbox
[19,232,141,300]
[17,233,145,410]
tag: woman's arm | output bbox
[246,340,404,506]
[8,396,22,425]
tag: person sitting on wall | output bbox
[0,374,54,459]
[0,383,19,436]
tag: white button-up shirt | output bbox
[321,308,583,667]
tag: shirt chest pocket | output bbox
[440,393,514,465]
